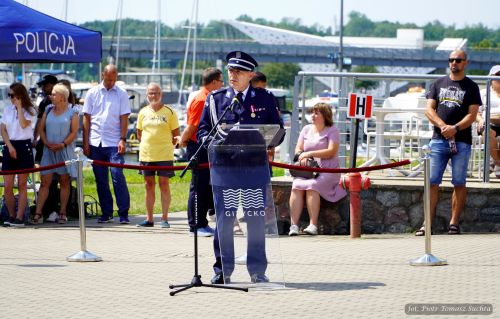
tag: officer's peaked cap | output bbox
[225,51,258,72]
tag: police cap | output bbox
[225,51,258,72]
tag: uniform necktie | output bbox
[234,92,244,115]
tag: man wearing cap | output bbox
[477,65,500,177]
[82,64,131,224]
[197,51,283,284]
[34,74,58,163]
[420,49,481,236]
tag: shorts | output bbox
[139,161,175,177]
[2,139,34,171]
[429,139,471,186]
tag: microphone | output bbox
[229,96,240,111]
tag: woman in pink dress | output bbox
[288,103,347,236]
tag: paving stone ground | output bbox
[0,213,498,319]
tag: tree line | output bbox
[80,12,500,48]
[64,13,498,85]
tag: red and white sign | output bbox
[348,93,373,119]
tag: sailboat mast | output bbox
[177,0,196,106]
[190,0,199,91]
[115,0,123,69]
[158,0,161,72]
[152,0,161,73]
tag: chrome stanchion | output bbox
[410,146,447,266]
[67,147,102,262]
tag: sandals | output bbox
[33,213,43,225]
[448,224,461,235]
[415,225,433,236]
[58,214,68,224]
[415,226,425,236]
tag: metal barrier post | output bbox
[67,148,102,262]
[410,146,446,266]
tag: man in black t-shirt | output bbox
[419,49,482,236]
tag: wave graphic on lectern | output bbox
[222,188,264,209]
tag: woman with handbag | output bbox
[288,103,346,236]
[33,83,78,224]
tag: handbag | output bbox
[289,157,320,179]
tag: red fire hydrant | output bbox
[340,172,371,238]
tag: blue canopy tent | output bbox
[0,0,101,63]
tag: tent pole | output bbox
[22,63,26,87]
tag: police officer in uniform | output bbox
[197,51,283,284]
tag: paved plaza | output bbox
[0,213,498,318]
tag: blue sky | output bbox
[19,0,499,30]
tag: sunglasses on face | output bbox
[448,58,465,63]
[8,93,15,98]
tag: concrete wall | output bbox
[272,178,500,235]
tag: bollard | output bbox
[340,172,371,238]
[67,147,102,262]
[410,146,446,266]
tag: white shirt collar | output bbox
[236,85,250,101]
[99,82,117,92]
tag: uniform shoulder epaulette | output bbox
[253,87,272,96]
[211,87,227,96]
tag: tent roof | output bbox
[0,0,101,63]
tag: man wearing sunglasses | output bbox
[421,49,482,236]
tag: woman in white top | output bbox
[1,83,36,227]
[477,65,500,177]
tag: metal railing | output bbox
[290,71,498,182]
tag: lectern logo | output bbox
[222,188,264,209]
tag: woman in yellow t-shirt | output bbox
[136,83,180,228]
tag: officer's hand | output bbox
[201,136,214,148]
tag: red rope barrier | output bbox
[90,158,411,174]
[0,156,410,178]
[269,159,411,173]
[0,162,67,175]
[0,157,411,176]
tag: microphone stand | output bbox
[169,99,248,296]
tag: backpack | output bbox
[41,179,80,219]
[0,195,33,222]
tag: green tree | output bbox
[260,63,301,88]
[352,65,378,90]
[343,12,375,37]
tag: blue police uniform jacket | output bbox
[197,86,283,188]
